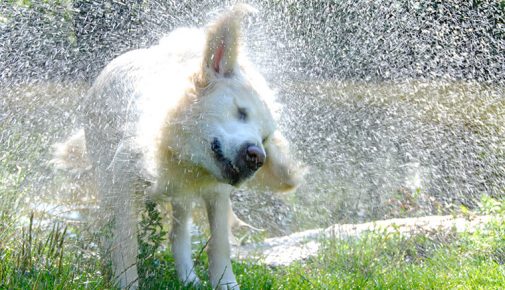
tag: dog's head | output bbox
[191,5,273,186]
[201,81,275,186]
[164,5,302,190]
[169,5,278,187]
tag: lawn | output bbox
[0,199,504,289]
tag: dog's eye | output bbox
[237,107,248,121]
[262,136,269,144]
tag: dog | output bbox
[52,4,302,289]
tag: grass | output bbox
[278,221,505,289]
[0,215,106,289]
[0,199,504,289]
[236,210,505,289]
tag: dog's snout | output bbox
[211,139,266,185]
[244,144,265,171]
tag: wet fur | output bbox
[52,5,302,289]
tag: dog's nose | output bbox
[245,145,265,171]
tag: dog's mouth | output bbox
[211,138,261,186]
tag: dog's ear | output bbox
[248,131,305,193]
[201,4,256,81]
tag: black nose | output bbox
[244,144,265,171]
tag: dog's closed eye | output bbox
[237,107,248,121]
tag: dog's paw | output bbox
[216,281,240,290]
[181,272,201,287]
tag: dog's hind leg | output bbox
[170,198,200,286]
[204,191,239,289]
[111,188,139,289]
[93,143,140,289]
[96,175,139,289]
[227,198,262,245]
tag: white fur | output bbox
[52,5,302,289]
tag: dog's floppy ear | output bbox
[248,131,305,193]
[201,4,256,80]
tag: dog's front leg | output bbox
[204,192,238,289]
[170,199,200,285]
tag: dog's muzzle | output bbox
[211,138,265,185]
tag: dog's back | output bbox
[83,28,201,170]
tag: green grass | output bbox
[267,221,505,289]
[1,202,504,289]
[0,215,107,289]
[234,216,505,289]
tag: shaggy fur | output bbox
[52,5,302,289]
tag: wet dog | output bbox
[52,5,301,289]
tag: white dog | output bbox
[52,4,301,289]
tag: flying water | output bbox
[0,0,503,236]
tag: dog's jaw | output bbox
[211,138,241,185]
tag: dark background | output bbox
[1,0,503,84]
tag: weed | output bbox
[138,200,168,288]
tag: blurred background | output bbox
[1,0,504,236]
